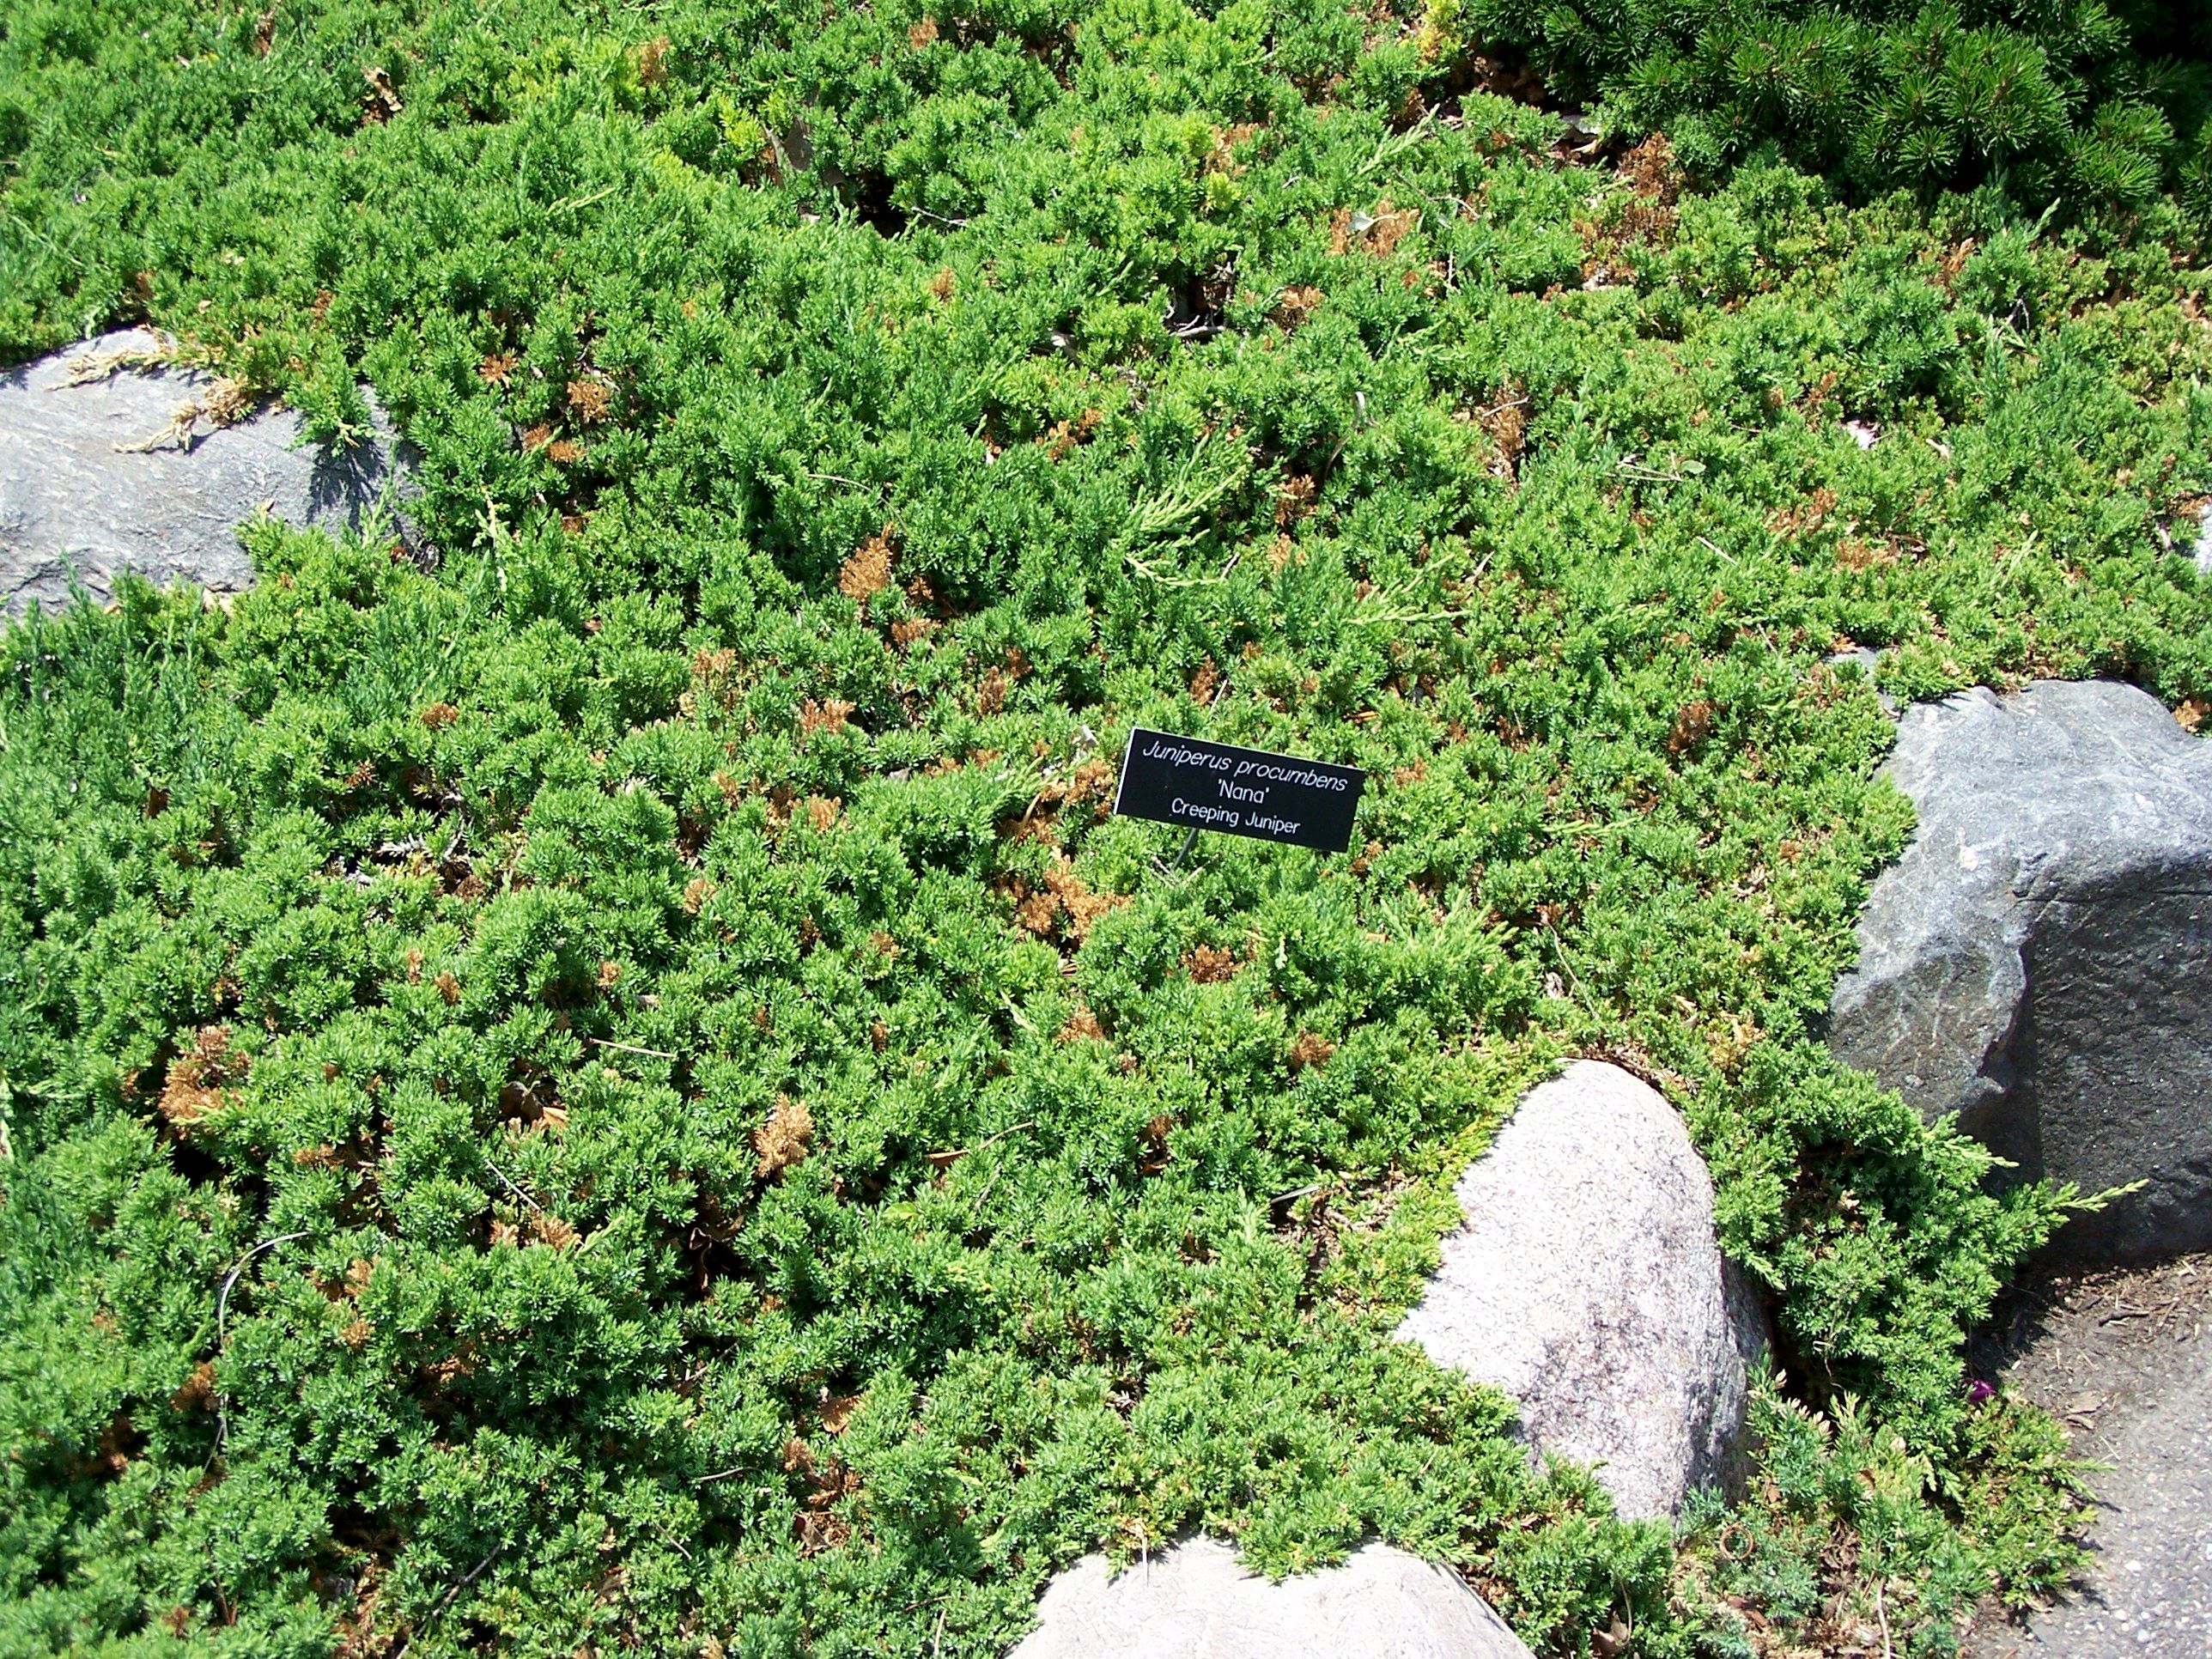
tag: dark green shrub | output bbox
[1455,0,2212,226]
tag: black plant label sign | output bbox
[1112,727,1366,854]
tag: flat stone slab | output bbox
[1007,1538,1532,1659]
[1398,1060,1767,1521]
[1829,680,2212,1264]
[1,329,415,612]
[1965,1252,2212,1655]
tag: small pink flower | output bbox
[1966,1378,1996,1406]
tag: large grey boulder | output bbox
[1398,1060,1768,1522]
[1830,680,2212,1265]
[1007,1538,1533,1659]
[1,329,416,612]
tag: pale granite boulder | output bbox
[1007,1537,1532,1659]
[1399,1060,1769,1521]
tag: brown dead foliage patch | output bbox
[420,701,459,730]
[331,1561,390,1659]
[755,1095,813,1178]
[1330,198,1419,258]
[417,1339,478,1392]
[1288,1030,1335,1073]
[799,697,854,741]
[635,34,671,87]
[1189,659,1222,704]
[1834,538,1895,572]
[840,530,896,605]
[684,647,742,718]
[1012,885,1059,935]
[1040,407,1103,459]
[1463,382,1529,482]
[1616,134,1680,236]
[294,1139,364,1169]
[783,1436,860,1553]
[434,971,462,1005]
[1206,123,1261,178]
[1183,944,1238,984]
[1032,757,1115,817]
[1272,284,1324,329]
[361,65,403,123]
[1668,698,1719,756]
[544,438,584,464]
[200,377,250,427]
[160,1026,245,1130]
[1058,1005,1106,1043]
[1139,1113,1176,1176]
[1067,757,1115,804]
[171,1361,218,1413]
[909,15,939,46]
[975,666,1010,715]
[1572,141,1680,292]
[1007,857,1125,941]
[567,377,613,424]
[1766,487,1838,540]
[1931,236,1977,292]
[2177,698,2209,732]
[1275,473,1318,527]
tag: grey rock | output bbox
[2195,502,2212,577]
[1821,645,1898,715]
[1398,1060,1769,1521]
[1006,1538,1533,1659]
[1,329,416,613]
[1830,680,2212,1265]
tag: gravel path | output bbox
[1965,1253,2212,1656]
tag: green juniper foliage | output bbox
[1,0,2208,1655]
